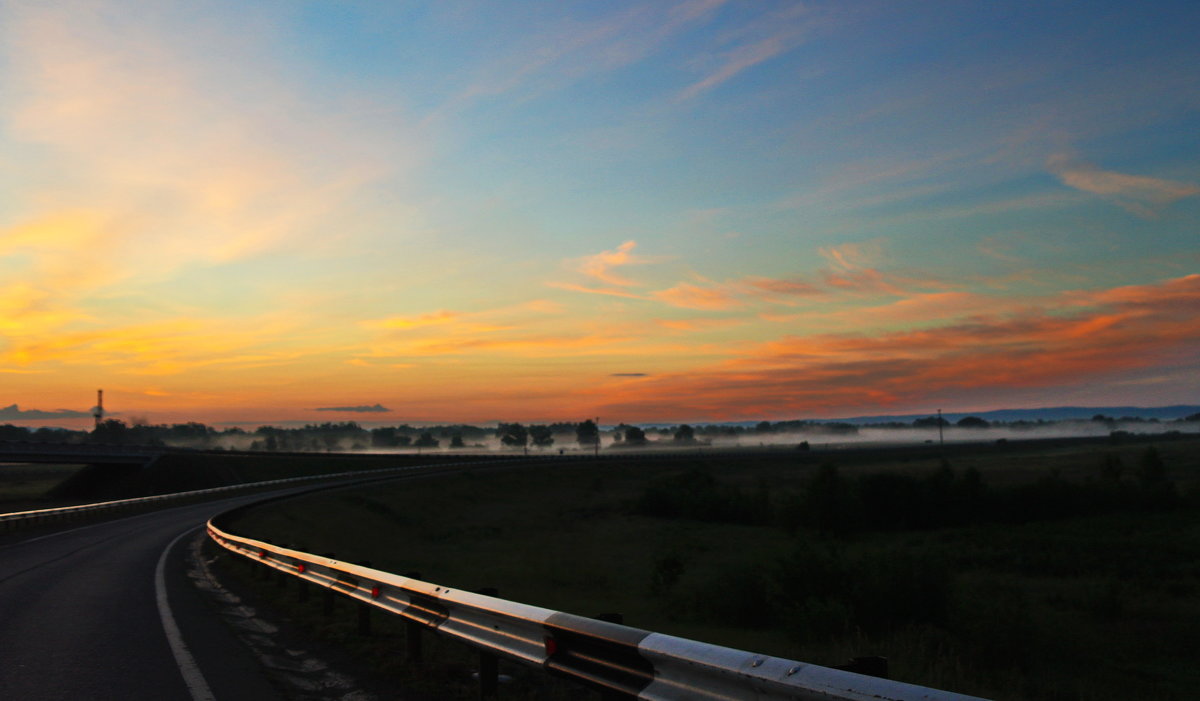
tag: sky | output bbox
[1,0,1198,427]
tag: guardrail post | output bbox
[474,587,500,699]
[322,553,337,615]
[296,546,310,602]
[478,650,498,699]
[357,601,372,635]
[593,612,627,701]
[357,561,373,635]
[406,622,423,664]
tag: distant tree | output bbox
[913,416,949,428]
[674,424,696,443]
[624,426,647,445]
[498,423,529,450]
[370,427,399,448]
[91,419,129,444]
[529,425,554,448]
[755,421,773,433]
[450,433,465,448]
[576,419,599,448]
[956,416,990,428]
[413,432,439,448]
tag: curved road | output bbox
[0,491,322,700]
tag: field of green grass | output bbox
[224,437,1200,700]
[0,463,87,512]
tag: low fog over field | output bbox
[3,407,1197,454]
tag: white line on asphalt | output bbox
[157,527,218,701]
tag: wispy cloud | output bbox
[1047,154,1200,216]
[0,2,422,324]
[651,281,742,310]
[0,404,91,420]
[676,4,818,101]
[314,404,391,413]
[449,0,728,108]
[576,240,654,287]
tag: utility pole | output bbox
[93,389,104,429]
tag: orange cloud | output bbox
[655,317,744,332]
[589,274,1200,419]
[575,240,652,287]
[364,310,461,330]
[546,282,650,300]
[651,281,742,310]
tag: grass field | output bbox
[223,436,1200,700]
[0,463,87,511]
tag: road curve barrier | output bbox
[208,513,989,700]
[0,460,480,532]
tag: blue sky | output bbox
[1,0,1197,424]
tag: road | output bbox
[0,492,316,700]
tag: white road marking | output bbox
[156,527,218,701]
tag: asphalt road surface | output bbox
[0,493,317,700]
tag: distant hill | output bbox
[828,405,1200,425]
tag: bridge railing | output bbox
[207,513,988,701]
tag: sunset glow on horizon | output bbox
[2,1,1198,427]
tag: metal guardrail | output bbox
[208,512,989,700]
[0,462,458,530]
[0,450,701,531]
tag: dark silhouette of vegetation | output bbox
[634,469,769,525]
[497,423,529,450]
[636,449,1186,537]
[956,416,990,428]
[575,419,599,448]
[913,416,949,428]
[413,432,439,448]
[622,426,647,445]
[529,425,554,448]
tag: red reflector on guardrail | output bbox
[544,636,558,656]
[259,550,267,559]
[371,586,381,599]
[296,563,306,573]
